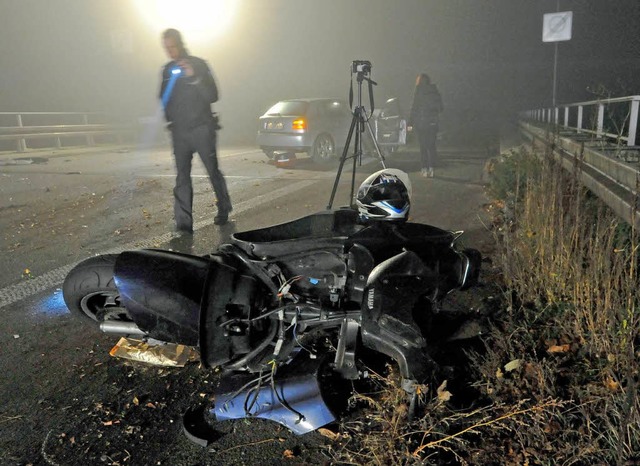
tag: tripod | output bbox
[327,68,387,209]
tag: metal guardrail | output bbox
[521,95,640,147]
[519,120,639,229]
[0,112,138,152]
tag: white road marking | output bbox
[0,179,318,309]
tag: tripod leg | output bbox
[327,112,359,209]
[350,119,361,204]
[365,119,387,169]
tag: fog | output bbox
[1,0,639,145]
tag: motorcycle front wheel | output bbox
[63,254,130,324]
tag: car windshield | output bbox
[265,101,309,116]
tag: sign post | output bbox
[542,11,573,107]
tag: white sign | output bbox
[542,11,573,42]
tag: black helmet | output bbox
[356,169,411,222]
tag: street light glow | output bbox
[133,0,240,43]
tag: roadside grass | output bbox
[329,144,639,465]
[486,144,639,464]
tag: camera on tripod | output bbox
[328,59,386,209]
[351,60,372,74]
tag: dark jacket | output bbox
[160,56,219,131]
[409,83,443,128]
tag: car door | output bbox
[323,100,352,154]
[374,98,406,149]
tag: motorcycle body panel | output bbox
[361,250,435,382]
[200,266,264,368]
[211,355,339,435]
[115,249,267,368]
[114,249,211,346]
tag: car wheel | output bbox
[263,150,275,159]
[311,133,336,163]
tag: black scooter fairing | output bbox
[114,249,229,346]
[114,249,263,368]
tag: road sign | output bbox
[543,11,573,42]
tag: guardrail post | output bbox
[16,114,27,152]
[564,107,569,128]
[628,98,639,147]
[83,114,95,146]
[597,103,604,138]
[577,106,583,133]
[554,107,559,125]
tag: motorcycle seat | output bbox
[229,208,365,259]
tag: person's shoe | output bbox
[176,225,193,234]
[428,167,434,178]
[214,212,228,225]
[420,168,429,177]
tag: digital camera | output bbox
[352,60,372,74]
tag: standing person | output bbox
[407,73,443,178]
[160,28,232,231]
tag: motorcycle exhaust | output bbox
[99,320,147,336]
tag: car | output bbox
[257,98,353,163]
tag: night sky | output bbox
[1,0,638,143]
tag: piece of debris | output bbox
[109,337,199,367]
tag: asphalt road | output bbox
[0,141,496,465]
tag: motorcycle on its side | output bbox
[62,170,482,442]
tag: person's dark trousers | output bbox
[417,123,438,169]
[171,123,232,232]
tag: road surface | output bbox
[0,142,495,465]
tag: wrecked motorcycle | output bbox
[62,171,481,442]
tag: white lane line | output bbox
[0,179,318,309]
[218,148,262,158]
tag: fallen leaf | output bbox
[283,449,296,459]
[524,362,538,380]
[504,359,522,372]
[605,376,620,392]
[547,344,570,353]
[146,402,156,409]
[317,428,341,441]
[544,420,562,434]
[132,396,139,406]
[436,380,452,403]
